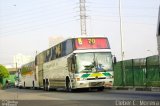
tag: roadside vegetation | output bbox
[0,64,9,89]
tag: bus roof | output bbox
[36,36,109,57]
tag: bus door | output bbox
[67,55,76,78]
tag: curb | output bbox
[106,86,160,92]
[150,87,160,92]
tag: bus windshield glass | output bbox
[76,52,112,73]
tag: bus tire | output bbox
[18,86,22,89]
[32,81,35,89]
[66,78,72,92]
[24,82,25,89]
[43,79,46,91]
[46,79,50,91]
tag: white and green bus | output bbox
[35,36,115,92]
[20,37,115,92]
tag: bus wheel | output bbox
[24,82,25,89]
[43,79,46,91]
[66,78,72,92]
[32,81,35,89]
[46,79,50,91]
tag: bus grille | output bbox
[87,77,106,80]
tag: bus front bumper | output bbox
[72,79,113,89]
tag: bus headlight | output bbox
[76,77,86,81]
[76,77,80,81]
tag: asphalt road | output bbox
[0,88,160,106]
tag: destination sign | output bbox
[75,38,110,49]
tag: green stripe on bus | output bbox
[81,74,90,78]
[102,72,111,76]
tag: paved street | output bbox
[0,88,160,106]
[1,88,160,100]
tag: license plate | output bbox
[90,82,104,87]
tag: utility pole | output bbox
[119,0,125,86]
[79,0,87,36]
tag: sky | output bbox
[0,0,159,66]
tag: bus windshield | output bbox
[76,52,113,73]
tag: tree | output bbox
[0,64,9,78]
[0,65,9,89]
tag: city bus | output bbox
[35,36,114,91]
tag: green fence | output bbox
[114,55,160,87]
[146,55,160,87]
[114,62,123,86]
[133,58,146,86]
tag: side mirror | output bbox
[71,55,76,64]
[71,55,76,72]
[113,55,117,64]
